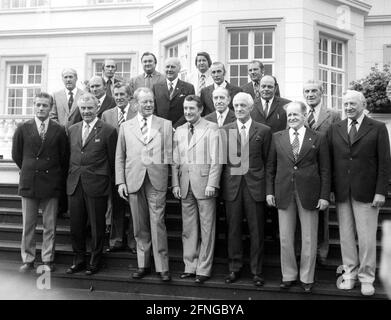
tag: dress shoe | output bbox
[132,268,151,279]
[253,275,265,287]
[316,256,327,267]
[106,244,125,253]
[301,282,314,293]
[19,262,34,273]
[160,271,171,282]
[195,275,210,284]
[129,247,137,254]
[66,263,86,274]
[42,262,55,272]
[180,272,196,279]
[280,280,297,289]
[361,283,375,296]
[337,279,356,290]
[85,265,100,276]
[225,271,240,284]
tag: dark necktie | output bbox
[349,119,358,144]
[264,100,269,117]
[82,123,90,146]
[39,122,45,142]
[254,81,260,99]
[107,79,112,96]
[145,74,152,88]
[118,108,125,127]
[199,74,206,95]
[168,82,174,100]
[292,131,300,162]
[188,123,194,144]
[68,91,73,111]
[308,107,316,129]
[141,117,148,143]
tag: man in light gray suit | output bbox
[50,68,84,129]
[172,95,222,284]
[128,52,165,94]
[115,87,172,282]
[102,83,138,254]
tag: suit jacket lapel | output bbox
[224,110,236,125]
[171,80,182,100]
[27,120,43,153]
[146,116,160,144]
[40,120,56,153]
[279,129,295,163]
[266,98,279,119]
[352,116,372,145]
[83,119,101,148]
[313,106,329,130]
[296,129,315,163]
[248,122,258,142]
[188,119,208,151]
[336,119,349,145]
[69,89,80,117]
[130,117,144,144]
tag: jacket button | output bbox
[46,170,49,173]
[294,166,298,170]
[36,157,39,160]
[350,158,353,160]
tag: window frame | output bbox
[0,0,48,9]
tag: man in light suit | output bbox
[12,92,69,273]
[102,59,121,97]
[172,95,222,284]
[328,90,391,296]
[303,80,341,265]
[266,101,330,293]
[129,52,165,94]
[200,62,242,116]
[89,76,116,118]
[153,57,195,129]
[102,83,138,254]
[66,93,118,276]
[50,68,84,129]
[220,92,272,287]
[204,87,236,127]
[186,52,214,96]
[116,87,172,282]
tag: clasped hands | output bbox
[172,186,217,199]
[266,195,329,211]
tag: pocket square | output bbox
[255,135,262,141]
[95,139,101,143]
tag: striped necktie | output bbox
[292,131,300,162]
[188,123,194,144]
[39,122,45,141]
[68,91,73,111]
[218,113,224,127]
[308,107,316,129]
[82,123,90,146]
[199,74,206,95]
[118,109,125,127]
[141,117,148,142]
[168,82,174,100]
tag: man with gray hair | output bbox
[88,76,116,118]
[66,92,118,276]
[328,89,391,296]
[153,57,195,128]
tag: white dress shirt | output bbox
[117,104,130,122]
[347,112,365,133]
[64,87,77,102]
[237,118,252,138]
[82,117,99,142]
[137,113,153,141]
[289,126,306,153]
[306,103,321,123]
[214,81,227,90]
[167,77,179,91]
[216,108,230,127]
[34,117,49,135]
[261,96,274,114]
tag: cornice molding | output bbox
[365,15,391,25]
[147,0,196,24]
[325,0,371,14]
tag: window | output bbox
[318,36,345,112]
[88,0,134,5]
[228,29,274,87]
[93,59,132,82]
[165,39,189,81]
[1,0,48,8]
[6,62,42,115]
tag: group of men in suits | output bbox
[11,52,390,296]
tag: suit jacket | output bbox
[12,119,69,199]
[186,70,214,96]
[266,128,331,210]
[172,118,222,200]
[250,96,291,133]
[153,79,195,129]
[241,81,281,99]
[200,82,242,116]
[67,119,118,197]
[204,109,236,126]
[101,104,137,132]
[220,120,272,202]
[97,95,116,118]
[50,88,84,128]
[105,77,121,97]
[327,116,391,203]
[309,105,341,136]
[115,115,173,193]
[129,71,166,94]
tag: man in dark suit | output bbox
[89,76,116,118]
[328,90,391,296]
[266,101,330,293]
[66,93,118,276]
[129,52,165,93]
[12,92,69,273]
[152,57,195,128]
[102,59,121,97]
[204,87,236,127]
[220,92,272,287]
[102,83,137,254]
[200,62,242,116]
[303,80,341,265]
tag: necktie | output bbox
[141,117,148,142]
[82,123,90,146]
[107,79,112,97]
[254,81,260,99]
[240,124,247,142]
[218,113,223,127]
[39,122,45,142]
[188,123,194,144]
[292,131,300,162]
[145,74,152,88]
[168,82,174,100]
[68,91,74,111]
[308,107,316,129]
[264,100,269,117]
[199,74,206,95]
[118,108,125,127]
[349,119,358,144]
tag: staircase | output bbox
[0,180,390,300]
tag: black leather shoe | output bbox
[19,262,34,273]
[225,271,240,284]
[106,245,125,253]
[180,272,196,279]
[42,262,55,272]
[195,275,210,284]
[160,271,171,282]
[280,280,297,289]
[301,282,314,293]
[85,265,100,275]
[132,268,151,279]
[66,263,86,274]
[253,274,265,287]
[129,247,137,254]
